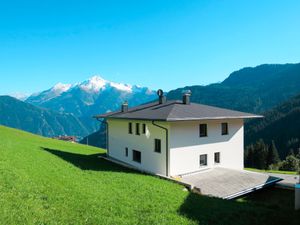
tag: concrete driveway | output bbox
[180,167,282,199]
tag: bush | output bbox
[279,155,300,172]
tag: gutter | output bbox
[152,121,169,177]
[97,118,109,156]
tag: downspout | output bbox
[152,121,169,177]
[97,118,109,157]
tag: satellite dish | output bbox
[157,89,164,96]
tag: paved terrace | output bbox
[265,173,299,189]
[180,167,282,199]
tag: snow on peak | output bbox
[79,75,108,92]
[109,81,132,92]
[78,75,134,93]
[52,83,72,92]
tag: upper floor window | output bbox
[136,123,140,135]
[142,124,146,134]
[128,122,132,134]
[125,147,128,157]
[199,124,207,137]
[221,123,228,135]
[154,139,161,153]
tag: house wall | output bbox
[169,119,244,176]
[107,119,169,176]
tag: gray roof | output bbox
[94,100,262,121]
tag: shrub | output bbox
[279,155,300,171]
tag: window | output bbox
[214,152,220,164]
[128,122,132,134]
[199,124,207,137]
[199,154,207,166]
[154,139,161,153]
[142,124,146,134]
[136,123,140,135]
[221,123,228,135]
[125,148,128,157]
[132,150,141,163]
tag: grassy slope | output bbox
[0,125,299,225]
[245,168,298,175]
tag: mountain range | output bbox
[27,76,157,135]
[1,76,157,138]
[167,63,300,113]
[1,63,300,156]
[26,76,156,118]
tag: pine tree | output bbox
[245,145,255,167]
[253,139,268,169]
[267,140,280,166]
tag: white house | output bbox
[95,90,262,177]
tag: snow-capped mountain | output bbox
[27,75,155,106]
[27,82,72,104]
[77,76,135,93]
[26,75,157,124]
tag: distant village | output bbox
[53,135,77,143]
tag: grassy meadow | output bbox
[0,125,299,225]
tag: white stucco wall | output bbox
[107,119,169,175]
[169,119,244,176]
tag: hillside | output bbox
[245,94,300,158]
[0,96,92,138]
[167,63,300,113]
[80,122,106,148]
[0,125,299,224]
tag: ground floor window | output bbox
[125,147,128,157]
[199,154,207,166]
[214,152,220,164]
[154,139,161,153]
[132,150,141,163]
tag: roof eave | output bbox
[166,115,263,121]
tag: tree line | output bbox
[245,139,300,172]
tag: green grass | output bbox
[245,167,298,175]
[1,125,300,225]
[237,187,295,210]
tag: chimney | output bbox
[182,90,191,105]
[157,89,166,104]
[121,101,128,112]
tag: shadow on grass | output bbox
[179,190,300,225]
[41,147,137,173]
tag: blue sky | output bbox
[0,0,300,95]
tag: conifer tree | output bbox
[245,144,255,167]
[253,139,268,169]
[267,140,280,166]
